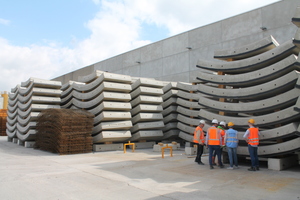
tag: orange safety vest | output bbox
[207,127,220,145]
[193,126,205,144]
[220,129,225,145]
[248,127,259,146]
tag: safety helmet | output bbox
[212,119,218,124]
[228,122,234,127]
[199,120,205,124]
[220,121,226,126]
[248,119,255,124]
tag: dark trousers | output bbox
[209,145,223,166]
[195,143,204,163]
[248,144,259,167]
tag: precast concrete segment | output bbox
[293,29,300,48]
[16,122,36,134]
[162,129,180,140]
[176,98,202,109]
[196,40,300,73]
[177,114,199,127]
[130,104,163,116]
[130,121,164,133]
[130,86,163,99]
[16,95,61,105]
[16,129,36,141]
[236,137,300,156]
[131,96,163,107]
[198,88,299,113]
[60,81,84,98]
[176,106,200,117]
[130,130,164,141]
[179,131,193,142]
[162,105,177,116]
[93,130,131,143]
[161,97,177,108]
[177,122,196,134]
[78,70,132,84]
[6,122,16,132]
[18,87,61,97]
[196,55,299,87]
[60,91,74,107]
[236,123,298,141]
[131,78,164,90]
[16,114,39,125]
[197,70,299,100]
[72,92,131,109]
[177,90,200,101]
[72,77,132,94]
[132,113,163,124]
[162,89,178,101]
[163,113,178,124]
[162,122,178,132]
[92,120,133,134]
[162,82,178,93]
[198,105,300,128]
[292,6,300,27]
[88,101,131,115]
[214,35,279,60]
[176,82,198,92]
[72,82,132,100]
[20,77,61,89]
[6,129,16,138]
[93,111,131,124]
[18,103,60,112]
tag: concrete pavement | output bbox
[0,136,299,200]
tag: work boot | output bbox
[198,162,204,165]
[255,166,260,171]
[248,167,256,171]
[210,165,214,169]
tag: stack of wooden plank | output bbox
[35,108,94,155]
[0,109,7,136]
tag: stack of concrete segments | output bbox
[196,30,300,157]
[176,82,202,142]
[6,78,61,146]
[161,82,179,140]
[129,77,164,142]
[61,71,133,143]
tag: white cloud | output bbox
[0,0,280,92]
[0,18,10,25]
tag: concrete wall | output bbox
[53,0,299,84]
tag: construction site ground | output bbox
[0,136,299,200]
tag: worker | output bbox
[193,120,206,165]
[224,122,239,169]
[212,121,226,165]
[205,119,224,169]
[243,119,260,171]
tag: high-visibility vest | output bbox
[226,129,238,148]
[220,129,225,145]
[207,127,220,145]
[248,127,259,146]
[193,126,205,144]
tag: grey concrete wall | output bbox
[53,0,299,84]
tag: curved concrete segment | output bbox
[162,129,180,140]
[292,6,300,27]
[196,40,299,73]
[176,98,202,109]
[130,130,163,141]
[131,78,164,90]
[92,120,132,134]
[197,71,299,100]
[131,86,163,99]
[176,106,199,117]
[21,77,61,89]
[131,96,163,107]
[94,111,131,124]
[236,137,300,156]
[177,114,199,127]
[16,129,36,141]
[177,90,200,101]
[88,101,132,115]
[130,121,164,133]
[293,29,300,48]
[198,105,300,127]
[78,70,132,84]
[93,131,131,143]
[198,88,299,113]
[214,35,279,60]
[178,131,193,142]
[196,55,299,87]
[132,113,163,124]
[131,105,163,116]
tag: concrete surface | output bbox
[1,136,299,200]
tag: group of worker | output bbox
[193,118,260,171]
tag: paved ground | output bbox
[0,136,300,200]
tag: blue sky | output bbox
[0,0,280,92]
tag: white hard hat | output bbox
[212,119,218,124]
[220,121,226,126]
[199,120,205,124]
